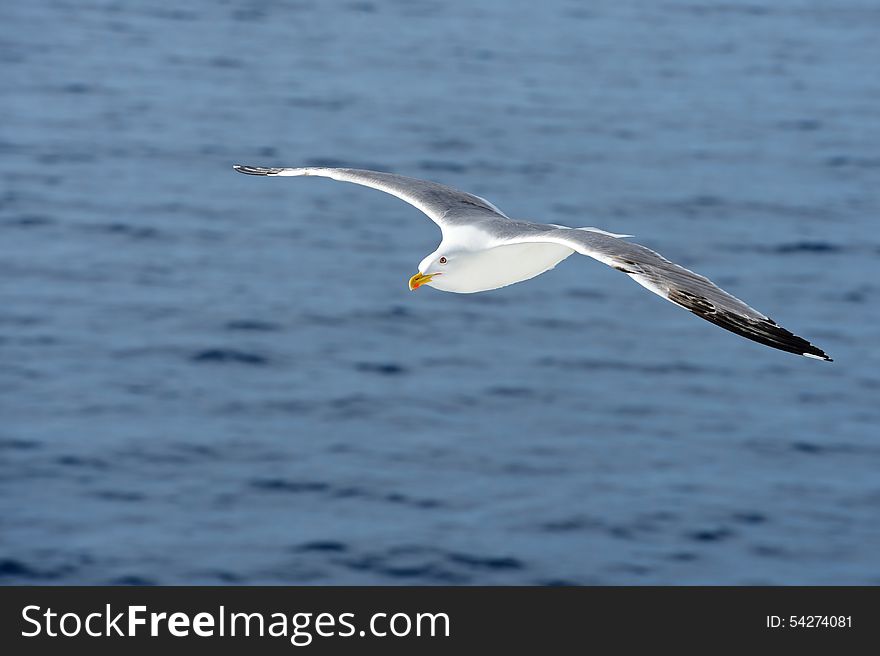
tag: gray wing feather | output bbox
[501,226,831,361]
[233,166,508,231]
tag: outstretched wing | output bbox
[500,227,831,361]
[233,165,509,233]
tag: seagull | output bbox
[234,165,831,361]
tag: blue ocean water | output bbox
[1,0,878,585]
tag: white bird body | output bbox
[234,165,832,361]
[423,238,575,293]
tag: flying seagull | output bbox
[234,165,831,361]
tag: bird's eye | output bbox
[439,256,447,264]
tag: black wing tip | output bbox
[765,318,832,362]
[233,165,280,176]
[802,350,833,362]
[732,315,833,362]
[667,289,832,362]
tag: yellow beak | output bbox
[408,272,436,290]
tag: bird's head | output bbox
[409,251,452,290]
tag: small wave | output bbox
[223,319,281,332]
[772,242,843,254]
[295,541,349,553]
[338,546,525,583]
[110,575,157,586]
[418,160,468,174]
[251,479,330,494]
[447,553,524,571]
[0,559,38,579]
[88,222,165,241]
[249,478,444,510]
[190,349,268,365]
[687,527,734,543]
[355,362,408,375]
[825,155,880,169]
[5,214,55,227]
[0,438,41,451]
[56,455,110,470]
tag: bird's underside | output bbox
[234,164,832,361]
